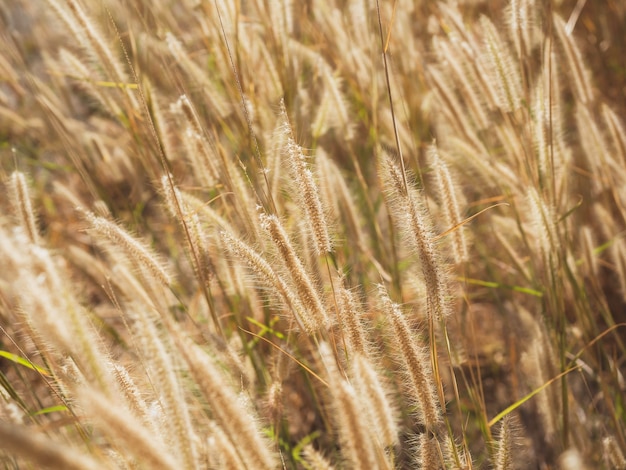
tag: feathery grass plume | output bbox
[221,229,313,333]
[553,15,594,105]
[348,0,374,50]
[260,212,329,331]
[314,149,369,255]
[444,133,520,189]
[183,125,221,189]
[264,111,289,211]
[493,225,532,283]
[319,342,379,470]
[126,301,198,469]
[0,104,31,136]
[47,0,138,110]
[268,0,294,37]
[429,144,468,264]
[427,66,483,152]
[320,4,373,92]
[2,232,119,397]
[493,122,528,177]
[281,104,333,256]
[317,63,355,140]
[311,87,334,140]
[611,241,626,302]
[479,15,523,112]
[351,353,399,449]
[314,148,341,224]
[5,0,626,466]
[107,266,195,466]
[380,151,451,321]
[161,175,215,282]
[601,103,626,165]
[337,285,369,356]
[380,287,441,429]
[211,231,254,308]
[540,45,572,200]
[175,190,234,234]
[149,83,179,162]
[210,137,263,241]
[494,414,517,470]
[0,422,105,470]
[526,187,560,267]
[442,434,471,470]
[0,233,71,352]
[171,94,220,187]
[265,380,284,427]
[302,444,335,470]
[56,48,122,117]
[435,2,478,59]
[165,33,230,119]
[84,211,171,286]
[224,333,256,390]
[8,170,39,245]
[207,421,247,470]
[507,0,540,60]
[0,46,24,96]
[414,433,443,470]
[590,202,620,252]
[517,313,559,442]
[603,436,626,470]
[56,301,120,398]
[174,335,277,470]
[0,387,24,425]
[431,33,489,130]
[378,105,415,156]
[112,364,162,436]
[580,226,599,280]
[254,36,284,100]
[531,79,551,186]
[77,386,180,470]
[108,263,161,316]
[575,104,617,187]
[211,0,238,27]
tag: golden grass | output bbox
[0,0,625,468]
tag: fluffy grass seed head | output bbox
[351,353,399,448]
[379,287,442,430]
[221,229,314,334]
[175,336,277,470]
[0,422,105,470]
[429,144,468,264]
[602,436,626,470]
[8,171,40,245]
[479,15,523,112]
[77,386,180,470]
[84,211,171,287]
[494,414,521,470]
[319,342,378,470]
[260,212,329,331]
[281,104,333,256]
[380,152,451,321]
[415,433,443,470]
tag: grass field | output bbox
[1,0,625,468]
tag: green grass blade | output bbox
[0,351,50,376]
[488,366,579,428]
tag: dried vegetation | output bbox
[1,0,625,468]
